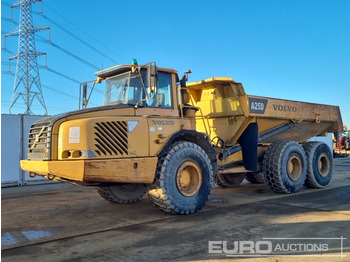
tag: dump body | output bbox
[249,95,342,141]
[187,77,342,144]
[187,77,342,172]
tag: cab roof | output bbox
[95,64,177,79]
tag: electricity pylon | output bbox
[5,0,49,115]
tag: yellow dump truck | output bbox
[21,61,343,214]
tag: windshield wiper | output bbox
[117,80,128,101]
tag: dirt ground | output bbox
[2,158,350,262]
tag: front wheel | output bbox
[148,141,214,214]
[96,183,147,204]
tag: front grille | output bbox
[28,121,51,159]
[93,121,128,156]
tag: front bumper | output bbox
[20,157,158,184]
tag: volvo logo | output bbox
[273,104,297,112]
[152,120,174,125]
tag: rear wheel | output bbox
[216,172,245,188]
[303,142,333,188]
[148,141,213,214]
[96,183,147,204]
[263,141,307,194]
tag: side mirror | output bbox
[79,80,97,109]
[180,70,192,104]
[82,83,88,107]
[147,64,158,95]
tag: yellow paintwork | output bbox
[95,64,124,76]
[176,160,202,197]
[187,77,342,171]
[147,117,192,156]
[187,77,249,116]
[21,67,194,184]
[20,156,158,184]
[249,95,342,126]
[21,159,85,181]
[21,64,344,183]
[187,77,252,146]
[50,108,135,160]
[188,78,342,137]
[56,114,193,160]
[58,116,149,160]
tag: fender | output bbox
[159,130,217,170]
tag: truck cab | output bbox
[22,63,192,180]
[95,63,179,115]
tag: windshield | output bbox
[103,69,173,108]
[104,71,146,106]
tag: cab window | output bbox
[146,71,173,108]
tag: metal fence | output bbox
[1,114,55,187]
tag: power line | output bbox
[42,84,78,100]
[4,59,104,98]
[3,17,104,71]
[42,2,126,63]
[1,100,76,111]
[48,41,99,70]
[1,48,16,55]
[40,13,120,65]
[3,58,82,86]
[36,35,99,70]
[1,17,18,24]
[1,71,15,76]
[42,66,104,98]
[2,1,107,111]
[41,66,81,84]
[4,63,105,97]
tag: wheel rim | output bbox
[318,153,331,177]
[176,161,202,197]
[287,153,303,181]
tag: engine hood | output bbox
[34,104,136,128]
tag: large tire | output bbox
[245,172,265,184]
[303,141,333,188]
[148,141,214,214]
[263,141,307,194]
[96,183,147,204]
[216,172,245,188]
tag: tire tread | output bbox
[148,141,213,214]
[96,184,147,204]
[263,140,306,194]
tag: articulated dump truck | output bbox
[21,61,343,214]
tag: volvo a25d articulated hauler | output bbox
[21,61,343,214]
